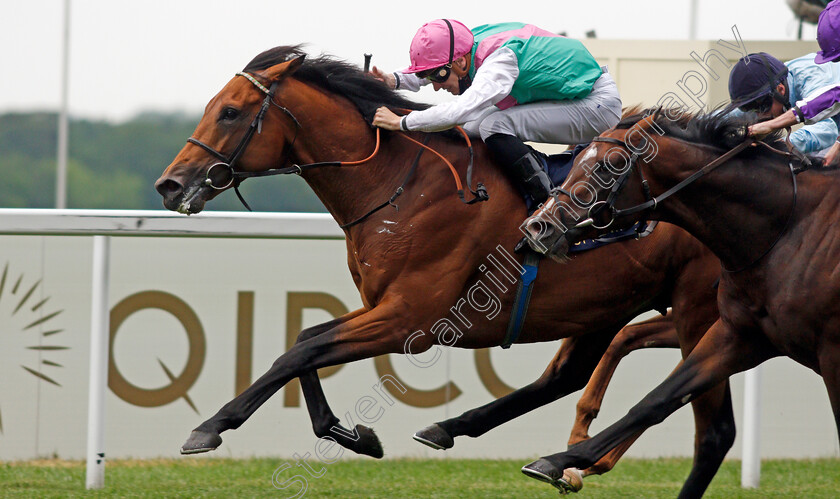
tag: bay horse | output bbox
[155,46,725,493]
[521,108,840,496]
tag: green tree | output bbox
[0,111,326,212]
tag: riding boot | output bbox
[510,151,553,207]
[511,151,554,254]
[484,133,553,208]
[484,134,553,253]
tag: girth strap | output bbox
[500,250,541,349]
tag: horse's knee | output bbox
[295,325,325,344]
[696,417,736,458]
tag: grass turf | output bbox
[1,457,838,498]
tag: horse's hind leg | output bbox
[521,320,773,497]
[294,309,385,457]
[569,314,679,450]
[557,314,679,491]
[414,328,617,450]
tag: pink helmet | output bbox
[403,19,474,73]
[816,0,840,64]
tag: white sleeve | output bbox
[403,48,519,132]
[394,72,427,92]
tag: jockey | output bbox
[747,0,840,165]
[729,51,840,155]
[370,19,622,207]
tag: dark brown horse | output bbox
[522,108,840,496]
[155,46,724,493]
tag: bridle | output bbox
[571,135,757,230]
[185,71,487,226]
[186,71,302,209]
[565,129,800,273]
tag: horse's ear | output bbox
[261,55,306,82]
[287,55,306,72]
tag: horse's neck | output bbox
[658,156,800,271]
[280,80,524,250]
[300,130,447,231]
[281,86,394,225]
[303,131,518,231]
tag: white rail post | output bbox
[86,235,111,489]
[741,365,762,488]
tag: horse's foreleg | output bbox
[413,329,617,450]
[292,308,385,457]
[818,345,840,445]
[677,380,734,499]
[521,320,774,494]
[574,375,734,499]
[573,320,735,499]
[180,304,409,455]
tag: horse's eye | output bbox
[220,107,240,122]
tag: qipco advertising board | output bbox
[0,231,835,461]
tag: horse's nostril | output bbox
[527,220,554,240]
[155,178,183,198]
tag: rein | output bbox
[186,71,487,222]
[396,125,488,205]
[575,133,799,273]
[589,136,755,221]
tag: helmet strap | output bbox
[438,19,471,92]
[773,81,791,111]
[458,75,473,94]
[754,54,790,111]
[443,19,455,67]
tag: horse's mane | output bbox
[614,106,796,162]
[243,45,429,123]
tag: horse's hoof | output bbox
[412,424,454,450]
[522,458,569,491]
[180,430,222,455]
[355,425,384,459]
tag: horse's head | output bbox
[523,112,682,260]
[155,55,306,214]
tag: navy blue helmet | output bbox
[728,52,789,112]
